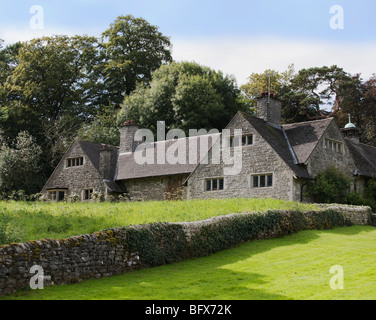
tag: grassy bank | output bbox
[0,198,318,245]
[3,225,375,300]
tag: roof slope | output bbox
[346,140,376,178]
[116,134,220,180]
[241,113,310,179]
[78,140,118,180]
[282,118,333,164]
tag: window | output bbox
[205,178,224,191]
[252,174,273,188]
[66,157,84,168]
[228,135,253,147]
[325,139,343,154]
[47,189,66,201]
[84,188,93,200]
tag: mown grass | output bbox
[0,198,318,244]
[3,225,376,300]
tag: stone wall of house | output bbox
[41,141,112,201]
[0,205,373,296]
[121,174,189,201]
[186,114,295,201]
[306,120,357,179]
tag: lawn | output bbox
[3,225,376,300]
[0,198,318,244]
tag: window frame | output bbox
[324,138,343,154]
[66,156,84,168]
[84,188,94,200]
[228,134,253,148]
[251,174,273,189]
[47,189,66,201]
[205,177,225,192]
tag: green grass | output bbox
[3,225,376,300]
[0,198,318,244]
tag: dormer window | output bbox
[66,157,84,168]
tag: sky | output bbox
[1,0,376,86]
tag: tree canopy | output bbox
[119,61,247,134]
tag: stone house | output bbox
[41,94,376,202]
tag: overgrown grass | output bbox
[0,198,318,244]
[3,226,376,300]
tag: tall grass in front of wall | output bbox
[0,198,319,245]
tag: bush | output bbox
[306,166,350,203]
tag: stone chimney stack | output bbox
[119,120,139,153]
[256,92,282,127]
[99,145,112,180]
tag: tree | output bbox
[3,35,100,169]
[119,61,247,133]
[78,103,120,146]
[240,64,295,113]
[282,65,358,122]
[0,131,42,195]
[359,75,376,146]
[99,15,173,107]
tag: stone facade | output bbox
[185,114,296,201]
[119,174,188,201]
[41,140,120,201]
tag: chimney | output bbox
[99,145,112,180]
[256,92,282,126]
[119,120,139,153]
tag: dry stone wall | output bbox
[0,205,373,296]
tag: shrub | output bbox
[306,166,350,203]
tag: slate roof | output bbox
[282,118,334,164]
[345,140,376,178]
[115,134,221,180]
[240,113,311,179]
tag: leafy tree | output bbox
[306,166,350,203]
[240,64,295,113]
[281,65,358,122]
[99,15,173,107]
[0,131,42,195]
[2,35,100,169]
[78,103,120,146]
[359,75,376,146]
[119,61,247,133]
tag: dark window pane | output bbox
[229,138,233,148]
[212,179,218,190]
[260,175,266,188]
[242,136,247,146]
[219,179,224,190]
[206,180,211,191]
[267,175,273,187]
[253,176,259,188]
[248,135,253,145]
[80,157,83,165]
